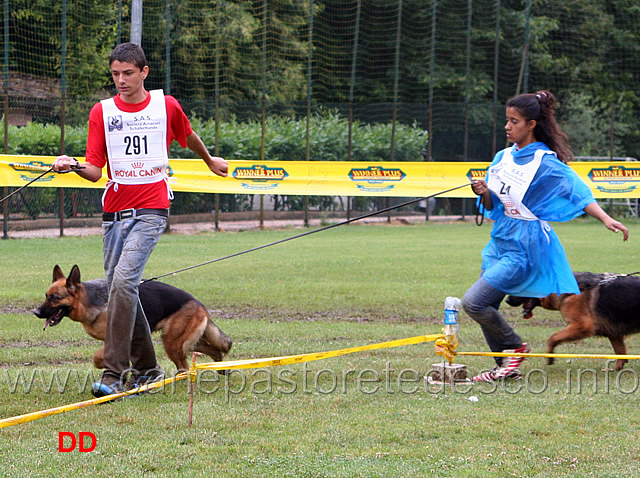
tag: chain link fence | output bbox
[2,1,639,236]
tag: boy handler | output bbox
[54,42,228,397]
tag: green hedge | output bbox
[3,113,428,217]
[4,111,428,162]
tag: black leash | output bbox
[143,182,474,283]
[0,163,85,205]
[475,193,484,226]
[597,271,640,286]
[0,167,54,205]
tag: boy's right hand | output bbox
[53,155,80,172]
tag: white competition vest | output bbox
[487,146,553,241]
[101,89,169,186]
[487,146,551,220]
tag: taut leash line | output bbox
[144,182,473,283]
[0,167,54,205]
[0,163,85,205]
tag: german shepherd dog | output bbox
[34,265,232,371]
[506,272,640,370]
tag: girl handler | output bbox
[463,90,629,383]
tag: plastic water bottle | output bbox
[444,296,461,342]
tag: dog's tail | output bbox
[203,320,233,354]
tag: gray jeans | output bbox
[102,214,168,381]
[462,275,523,365]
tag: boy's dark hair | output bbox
[109,42,147,70]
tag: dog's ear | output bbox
[67,265,82,291]
[52,265,65,282]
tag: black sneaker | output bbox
[125,368,166,394]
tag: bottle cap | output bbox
[444,296,461,311]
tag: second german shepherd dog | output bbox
[34,265,232,371]
[506,272,640,370]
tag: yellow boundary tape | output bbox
[3,332,640,429]
[457,351,640,360]
[194,333,441,372]
[0,372,190,429]
[0,334,442,429]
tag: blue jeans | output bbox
[462,275,523,365]
[102,214,168,381]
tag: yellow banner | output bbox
[1,155,639,198]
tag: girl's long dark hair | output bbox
[507,90,573,163]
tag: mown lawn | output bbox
[1,219,638,477]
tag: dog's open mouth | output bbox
[505,295,537,319]
[43,308,67,330]
[521,299,536,319]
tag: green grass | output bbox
[1,218,639,477]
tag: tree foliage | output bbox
[4,0,640,157]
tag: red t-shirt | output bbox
[86,91,193,212]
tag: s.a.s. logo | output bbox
[348,166,405,192]
[232,164,289,190]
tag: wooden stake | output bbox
[188,352,202,427]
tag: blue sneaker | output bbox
[91,377,124,398]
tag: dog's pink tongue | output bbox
[43,318,52,331]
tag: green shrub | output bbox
[171,111,428,162]
[4,113,427,215]
[6,112,428,162]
